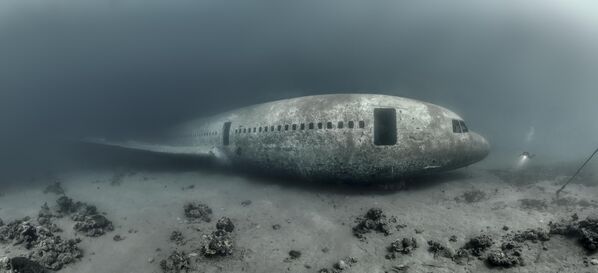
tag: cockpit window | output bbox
[452,120,461,133]
[459,120,469,133]
[452,119,468,133]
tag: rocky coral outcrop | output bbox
[201,217,236,257]
[159,250,190,273]
[56,196,114,237]
[0,218,82,270]
[352,208,395,239]
[183,202,212,223]
[386,237,418,259]
[550,214,598,252]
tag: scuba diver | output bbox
[520,151,536,159]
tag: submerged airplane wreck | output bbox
[89,94,490,181]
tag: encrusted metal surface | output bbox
[150,94,490,182]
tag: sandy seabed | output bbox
[1,164,597,273]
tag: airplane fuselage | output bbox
[157,94,489,181]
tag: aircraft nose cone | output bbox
[471,132,490,161]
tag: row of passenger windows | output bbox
[452,119,469,133]
[233,120,366,134]
[196,131,217,137]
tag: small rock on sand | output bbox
[461,234,494,257]
[73,214,114,237]
[160,250,190,273]
[216,217,235,233]
[352,208,395,239]
[335,260,348,270]
[202,230,234,257]
[2,257,48,273]
[288,250,302,259]
[427,240,455,259]
[184,202,213,222]
[386,237,418,259]
[170,230,185,245]
[201,218,236,258]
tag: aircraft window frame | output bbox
[259,127,262,132]
[264,126,268,132]
[285,125,289,131]
[459,120,469,133]
[348,121,354,128]
[318,122,323,129]
[271,126,275,131]
[278,125,282,131]
[338,121,344,129]
[452,120,462,133]
[327,122,333,129]
[308,123,314,129]
[292,124,297,130]
[300,123,305,130]
[359,121,365,128]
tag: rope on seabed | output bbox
[555,146,598,198]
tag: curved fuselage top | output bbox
[162,94,489,181]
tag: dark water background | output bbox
[1,1,597,179]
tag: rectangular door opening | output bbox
[222,122,231,146]
[374,108,397,146]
